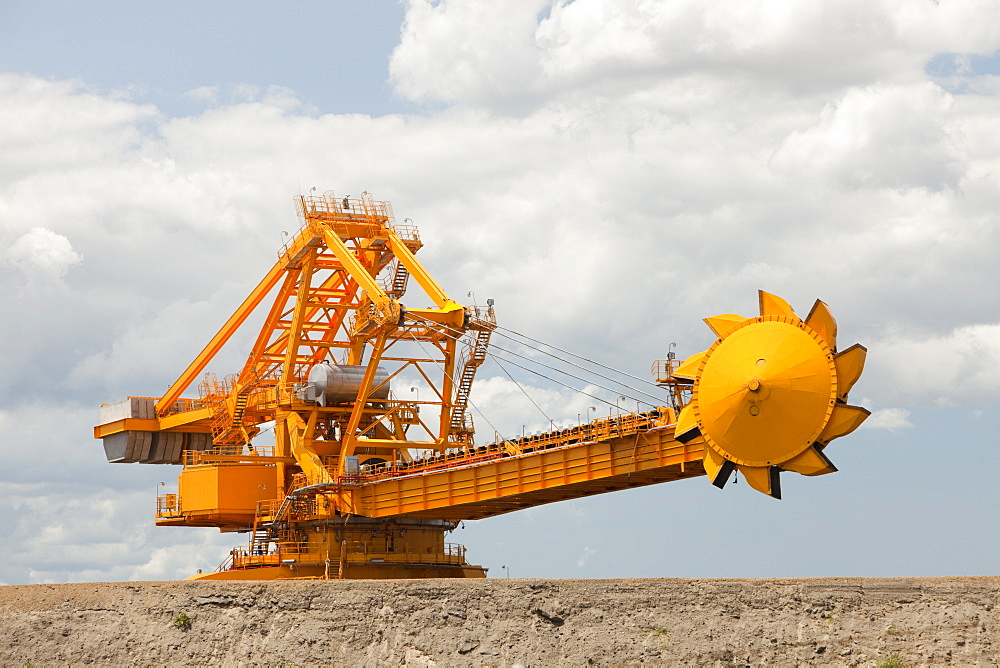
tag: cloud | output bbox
[182,85,219,105]
[770,82,961,191]
[391,0,1000,110]
[866,323,1000,406]
[391,0,548,108]
[3,227,82,282]
[862,408,914,431]
[0,73,157,176]
[0,480,234,584]
[65,288,264,398]
[0,402,234,584]
[1,0,1000,583]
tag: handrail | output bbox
[183,444,279,466]
[155,493,182,516]
[215,551,235,573]
[357,410,663,482]
[228,541,469,569]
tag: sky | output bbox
[0,0,998,584]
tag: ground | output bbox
[1,577,996,666]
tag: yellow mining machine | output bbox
[94,191,869,580]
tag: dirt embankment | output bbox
[1,577,996,666]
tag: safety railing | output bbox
[155,493,182,517]
[651,358,681,383]
[255,498,282,518]
[294,193,392,234]
[230,545,331,569]
[343,545,467,566]
[109,396,205,416]
[261,489,321,522]
[231,540,468,568]
[391,223,419,241]
[229,547,467,570]
[650,358,691,412]
[197,372,230,402]
[182,444,277,466]
[230,548,285,569]
[240,412,670,527]
[215,551,235,573]
[465,303,497,327]
[356,411,663,482]
[249,412,667,524]
[163,397,205,415]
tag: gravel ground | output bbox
[1,576,996,666]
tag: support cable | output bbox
[489,342,665,404]
[490,356,553,424]
[402,311,661,414]
[404,312,664,402]
[488,352,654,410]
[491,326,666,390]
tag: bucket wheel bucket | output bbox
[672,291,869,498]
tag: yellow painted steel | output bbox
[95,192,871,580]
[833,344,867,401]
[166,464,279,527]
[673,290,869,498]
[704,313,749,338]
[782,446,836,477]
[694,317,837,468]
[188,562,485,581]
[819,404,870,443]
[358,426,704,520]
[284,411,334,486]
[805,299,838,349]
[320,227,392,308]
[94,410,214,438]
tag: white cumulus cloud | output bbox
[1,0,999,583]
[3,227,82,282]
[866,323,1000,406]
[862,407,915,431]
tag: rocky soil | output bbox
[1,577,996,666]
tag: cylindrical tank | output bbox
[307,364,390,406]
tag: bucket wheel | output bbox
[672,291,869,498]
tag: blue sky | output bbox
[0,1,406,116]
[0,0,998,584]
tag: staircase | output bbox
[210,389,252,446]
[233,393,249,423]
[388,262,409,298]
[450,328,492,435]
[248,522,272,558]
[337,540,348,579]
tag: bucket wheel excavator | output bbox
[94,191,869,580]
